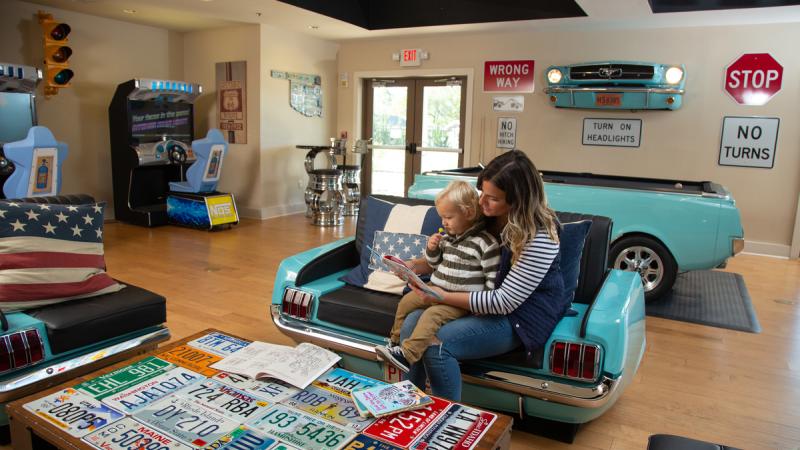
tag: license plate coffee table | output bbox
[6,329,512,450]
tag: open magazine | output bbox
[210,341,340,389]
[367,246,443,301]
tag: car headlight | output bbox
[665,66,683,84]
[547,68,563,84]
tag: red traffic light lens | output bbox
[53,69,74,85]
[52,46,72,63]
[50,23,71,41]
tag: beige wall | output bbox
[183,24,262,216]
[336,24,800,256]
[1,0,183,214]
[260,25,339,218]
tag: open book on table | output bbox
[210,341,340,389]
[368,246,444,301]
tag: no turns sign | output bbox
[724,53,783,105]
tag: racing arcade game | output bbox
[109,78,200,226]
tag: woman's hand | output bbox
[408,283,446,304]
[403,258,432,275]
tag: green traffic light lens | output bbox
[50,23,71,41]
[53,69,74,85]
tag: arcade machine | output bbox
[109,78,201,226]
[0,63,68,199]
[166,128,238,230]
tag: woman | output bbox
[400,150,566,401]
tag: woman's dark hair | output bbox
[478,150,558,262]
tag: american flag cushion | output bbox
[0,201,124,311]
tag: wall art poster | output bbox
[216,61,248,144]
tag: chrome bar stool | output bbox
[298,144,339,217]
[308,169,344,226]
[339,165,361,216]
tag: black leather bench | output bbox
[310,195,612,365]
[1,194,167,355]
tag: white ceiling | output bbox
[20,0,800,40]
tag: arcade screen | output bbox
[129,99,193,144]
[0,92,35,145]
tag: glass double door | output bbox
[363,77,467,197]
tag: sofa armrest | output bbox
[296,240,359,286]
[1,194,95,205]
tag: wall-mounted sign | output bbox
[216,61,247,144]
[724,53,783,106]
[719,116,779,169]
[497,117,517,149]
[484,60,534,93]
[392,49,429,67]
[582,118,641,148]
[492,96,524,112]
[271,70,322,117]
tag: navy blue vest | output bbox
[495,242,567,356]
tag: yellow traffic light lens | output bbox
[53,69,73,85]
[52,46,72,63]
[50,23,71,41]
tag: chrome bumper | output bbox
[544,86,685,95]
[0,327,170,398]
[271,306,619,409]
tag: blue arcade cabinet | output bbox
[166,129,238,230]
[108,78,201,226]
[0,63,59,199]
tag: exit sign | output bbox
[401,48,422,67]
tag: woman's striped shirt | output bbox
[469,231,560,315]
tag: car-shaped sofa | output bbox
[0,194,169,441]
[544,61,686,110]
[271,195,645,438]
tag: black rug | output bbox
[646,270,761,333]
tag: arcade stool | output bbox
[167,129,238,230]
[340,164,361,216]
[308,168,344,226]
[647,434,741,450]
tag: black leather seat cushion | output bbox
[26,282,166,355]
[647,434,740,450]
[318,285,400,337]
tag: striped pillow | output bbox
[0,201,124,311]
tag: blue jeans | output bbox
[399,309,521,401]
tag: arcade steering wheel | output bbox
[166,142,188,164]
[0,156,14,176]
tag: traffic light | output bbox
[38,11,73,97]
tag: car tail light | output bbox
[282,287,314,320]
[0,329,46,373]
[549,340,601,381]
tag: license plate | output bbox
[157,345,222,376]
[315,368,385,396]
[213,372,300,403]
[82,417,193,450]
[284,384,375,431]
[342,435,403,450]
[24,387,124,438]
[133,395,241,447]
[188,332,250,357]
[382,364,403,384]
[178,380,272,422]
[199,425,277,450]
[408,403,497,450]
[595,93,622,107]
[245,404,356,450]
[362,397,451,448]
[101,367,204,414]
[76,356,174,400]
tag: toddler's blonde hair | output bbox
[435,180,481,221]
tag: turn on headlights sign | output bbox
[582,118,641,148]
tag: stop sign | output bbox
[724,53,783,105]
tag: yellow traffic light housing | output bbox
[38,11,73,98]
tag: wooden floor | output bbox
[92,215,800,450]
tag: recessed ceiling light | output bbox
[122,9,136,14]
[308,25,319,30]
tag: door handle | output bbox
[406,142,417,154]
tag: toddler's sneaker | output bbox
[375,345,410,373]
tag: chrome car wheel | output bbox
[613,245,663,292]
[609,235,678,301]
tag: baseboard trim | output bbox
[742,240,791,259]
[238,203,306,220]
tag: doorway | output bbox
[362,76,467,197]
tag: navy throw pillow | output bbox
[560,220,592,303]
[341,196,441,294]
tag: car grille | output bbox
[570,64,654,81]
